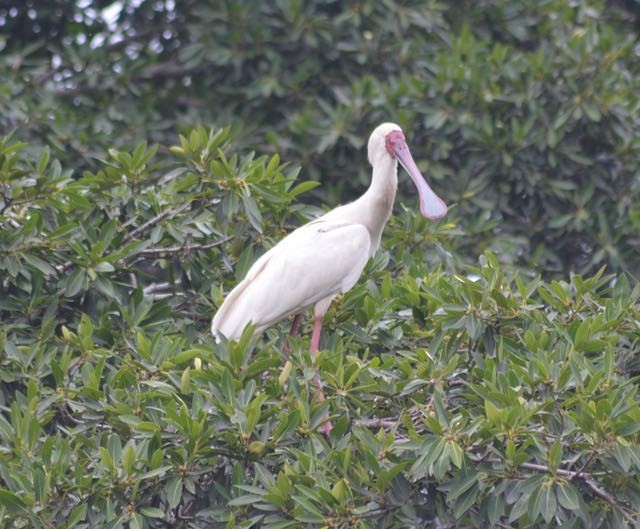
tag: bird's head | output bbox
[367,122,448,220]
[367,122,404,165]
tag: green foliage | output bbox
[1,0,639,275]
[1,1,640,527]
[2,132,640,527]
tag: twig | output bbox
[146,292,185,300]
[585,476,637,523]
[517,462,636,523]
[519,461,585,480]
[355,418,399,430]
[123,205,188,243]
[142,280,182,296]
[55,233,231,274]
[136,236,232,256]
[56,259,76,273]
[571,450,598,480]
[368,422,639,525]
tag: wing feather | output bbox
[212,222,371,340]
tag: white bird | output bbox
[212,123,447,430]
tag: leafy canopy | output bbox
[1,1,640,528]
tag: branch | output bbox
[55,235,231,274]
[464,455,637,523]
[356,418,638,524]
[583,477,637,524]
[143,281,180,295]
[145,291,185,300]
[54,208,176,271]
[123,204,189,243]
[520,462,637,524]
[137,236,232,256]
[571,449,598,480]
[56,259,76,274]
[355,418,399,430]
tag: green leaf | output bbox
[548,441,562,471]
[447,469,478,502]
[425,109,448,129]
[138,465,172,480]
[37,146,50,174]
[139,506,165,518]
[531,482,557,523]
[265,153,280,174]
[94,261,115,273]
[67,503,87,528]
[130,512,144,529]
[291,494,324,520]
[33,467,46,503]
[486,493,505,525]
[484,400,500,425]
[375,463,407,492]
[165,477,183,509]
[613,443,631,472]
[449,440,464,469]
[241,190,263,232]
[64,268,86,297]
[122,442,136,475]
[180,367,191,393]
[288,180,320,197]
[556,481,580,511]
[0,489,29,513]
[400,378,428,396]
[228,494,263,506]
[22,253,56,276]
[99,446,114,472]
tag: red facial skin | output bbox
[385,130,405,158]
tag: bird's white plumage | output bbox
[211,122,447,343]
[211,219,371,340]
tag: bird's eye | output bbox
[385,139,396,157]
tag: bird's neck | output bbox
[365,156,397,218]
[359,156,397,253]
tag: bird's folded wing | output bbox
[211,221,371,340]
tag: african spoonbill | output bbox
[211,122,447,430]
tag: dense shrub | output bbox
[1,1,640,527]
[1,133,640,527]
[1,0,639,275]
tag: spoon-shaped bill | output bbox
[393,139,447,220]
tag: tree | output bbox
[2,0,639,274]
[1,1,640,527]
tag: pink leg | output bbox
[310,316,323,354]
[310,315,332,434]
[282,313,303,357]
